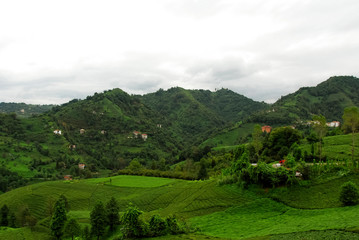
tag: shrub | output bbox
[148,214,166,236]
[340,181,359,206]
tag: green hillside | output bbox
[249,76,359,125]
[0,102,55,118]
[2,174,359,239]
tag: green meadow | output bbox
[2,173,359,239]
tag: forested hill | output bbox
[141,87,268,143]
[248,76,359,125]
[0,102,55,118]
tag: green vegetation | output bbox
[340,181,359,206]
[191,198,359,239]
[1,76,359,239]
[0,102,55,118]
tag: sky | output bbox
[0,0,359,104]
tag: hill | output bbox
[142,87,267,146]
[249,76,359,125]
[0,102,55,118]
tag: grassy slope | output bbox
[201,123,256,149]
[300,133,359,161]
[2,174,359,239]
[0,175,253,222]
[191,198,359,239]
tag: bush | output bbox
[340,181,359,206]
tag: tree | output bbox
[149,214,167,236]
[197,160,208,180]
[90,201,107,240]
[64,218,80,240]
[106,197,119,232]
[121,205,145,238]
[312,115,327,161]
[251,124,263,161]
[0,204,9,226]
[343,106,359,166]
[50,198,67,239]
[340,181,359,206]
[59,194,69,212]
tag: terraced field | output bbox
[2,174,359,239]
[0,175,254,223]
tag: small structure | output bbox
[326,121,340,127]
[54,129,62,135]
[279,160,286,166]
[157,124,162,128]
[141,133,148,141]
[261,125,272,133]
[64,175,72,181]
[68,144,76,150]
[133,131,140,138]
[78,163,86,170]
[101,130,106,135]
[80,129,86,134]
[295,171,303,178]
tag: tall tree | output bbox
[50,198,67,240]
[106,197,120,232]
[0,204,9,226]
[90,201,107,240]
[251,124,263,161]
[343,106,359,166]
[312,115,327,161]
[64,218,80,240]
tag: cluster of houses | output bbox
[64,163,86,180]
[261,120,340,134]
[132,131,148,141]
[53,129,62,135]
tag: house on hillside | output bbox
[78,163,85,170]
[54,129,62,135]
[64,175,72,181]
[326,121,340,127]
[133,131,140,138]
[101,130,106,134]
[68,144,76,150]
[80,129,86,134]
[141,133,148,141]
[261,125,272,133]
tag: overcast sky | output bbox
[0,0,358,104]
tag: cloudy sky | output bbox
[0,0,358,104]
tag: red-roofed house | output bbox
[261,126,272,133]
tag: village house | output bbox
[133,131,140,138]
[326,121,340,127]
[261,125,272,133]
[64,175,72,181]
[141,133,148,141]
[80,129,86,134]
[78,163,85,170]
[53,129,62,135]
[101,130,106,134]
[68,144,76,150]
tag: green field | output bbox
[2,174,359,239]
[191,198,359,239]
[300,133,359,161]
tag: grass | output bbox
[267,173,359,209]
[300,133,359,161]
[0,176,254,222]
[201,123,256,148]
[190,198,359,239]
[3,174,359,239]
[85,175,176,187]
